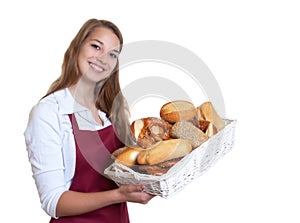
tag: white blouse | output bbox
[24,88,112,218]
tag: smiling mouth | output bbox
[89,62,106,73]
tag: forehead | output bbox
[87,27,120,50]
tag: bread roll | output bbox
[205,122,218,137]
[160,100,196,123]
[137,139,192,165]
[190,119,210,132]
[197,101,225,131]
[111,147,127,159]
[131,117,171,148]
[116,147,144,166]
[170,120,208,148]
[192,119,217,137]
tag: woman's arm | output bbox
[56,184,154,217]
[25,101,69,217]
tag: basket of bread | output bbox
[104,100,236,198]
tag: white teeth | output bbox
[90,63,104,72]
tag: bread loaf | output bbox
[137,139,192,165]
[160,100,196,123]
[170,120,208,148]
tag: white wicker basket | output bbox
[104,119,237,198]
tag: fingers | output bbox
[121,184,145,193]
[118,184,154,204]
[138,194,153,204]
[118,184,144,196]
[135,184,146,192]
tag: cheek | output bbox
[77,49,93,73]
[77,55,86,74]
[108,59,118,70]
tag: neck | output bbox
[68,79,96,110]
[68,79,104,125]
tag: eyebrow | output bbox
[91,39,120,53]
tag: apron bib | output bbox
[50,114,129,223]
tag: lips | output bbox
[89,62,106,73]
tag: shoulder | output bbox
[25,89,71,134]
[29,95,59,122]
[29,88,70,120]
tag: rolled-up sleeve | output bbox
[24,101,68,218]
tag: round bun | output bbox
[160,100,196,123]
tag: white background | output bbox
[1,0,300,222]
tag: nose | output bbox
[96,51,109,64]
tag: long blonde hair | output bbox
[44,19,135,145]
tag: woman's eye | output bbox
[91,44,101,50]
[110,53,118,59]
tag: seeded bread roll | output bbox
[170,120,208,148]
[160,100,196,123]
[131,117,171,148]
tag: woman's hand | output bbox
[117,184,155,204]
[56,185,154,217]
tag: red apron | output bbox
[50,114,130,223]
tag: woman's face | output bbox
[77,27,120,84]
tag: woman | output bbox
[24,19,153,223]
